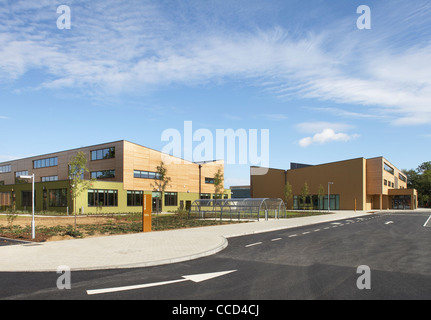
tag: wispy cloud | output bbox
[2,0,431,125]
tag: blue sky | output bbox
[1,0,431,187]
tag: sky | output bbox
[1,0,431,187]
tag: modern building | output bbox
[251,157,418,211]
[0,140,229,214]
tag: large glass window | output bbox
[21,190,35,208]
[49,189,68,207]
[293,194,340,210]
[127,190,143,206]
[91,147,115,161]
[0,165,11,173]
[34,157,58,169]
[88,189,118,207]
[164,192,178,206]
[91,170,115,179]
[399,173,407,183]
[42,176,59,182]
[384,162,394,175]
[134,170,161,180]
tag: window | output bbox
[49,189,67,207]
[91,170,115,179]
[15,171,29,184]
[69,165,85,180]
[399,173,407,183]
[21,191,35,208]
[0,165,11,173]
[134,170,161,180]
[88,189,118,207]
[384,162,394,175]
[200,193,211,199]
[127,190,143,206]
[34,157,58,169]
[42,176,59,182]
[164,192,178,206]
[384,179,388,186]
[91,147,115,161]
[15,171,29,177]
[205,177,215,184]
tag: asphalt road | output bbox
[1,211,431,303]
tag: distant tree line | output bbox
[403,162,431,208]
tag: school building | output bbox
[251,157,418,211]
[0,140,229,214]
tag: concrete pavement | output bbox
[0,211,379,272]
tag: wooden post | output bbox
[143,194,152,232]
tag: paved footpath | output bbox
[0,211,377,272]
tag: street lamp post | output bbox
[328,182,334,212]
[19,174,35,239]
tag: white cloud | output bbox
[296,122,354,134]
[2,1,431,125]
[299,128,359,148]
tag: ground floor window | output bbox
[0,192,11,210]
[88,189,118,207]
[200,193,211,199]
[49,189,68,207]
[164,192,178,206]
[127,190,143,206]
[392,195,411,209]
[21,190,35,208]
[293,194,340,210]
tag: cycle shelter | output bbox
[189,198,286,221]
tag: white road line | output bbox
[288,234,298,238]
[323,227,330,229]
[302,231,310,235]
[424,215,431,227]
[271,238,282,242]
[245,242,262,248]
[314,229,320,232]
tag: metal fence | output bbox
[189,198,287,221]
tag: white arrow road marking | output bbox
[86,270,237,295]
[385,221,394,225]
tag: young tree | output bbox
[283,181,293,209]
[213,168,224,200]
[68,152,94,229]
[151,161,171,213]
[300,182,310,210]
